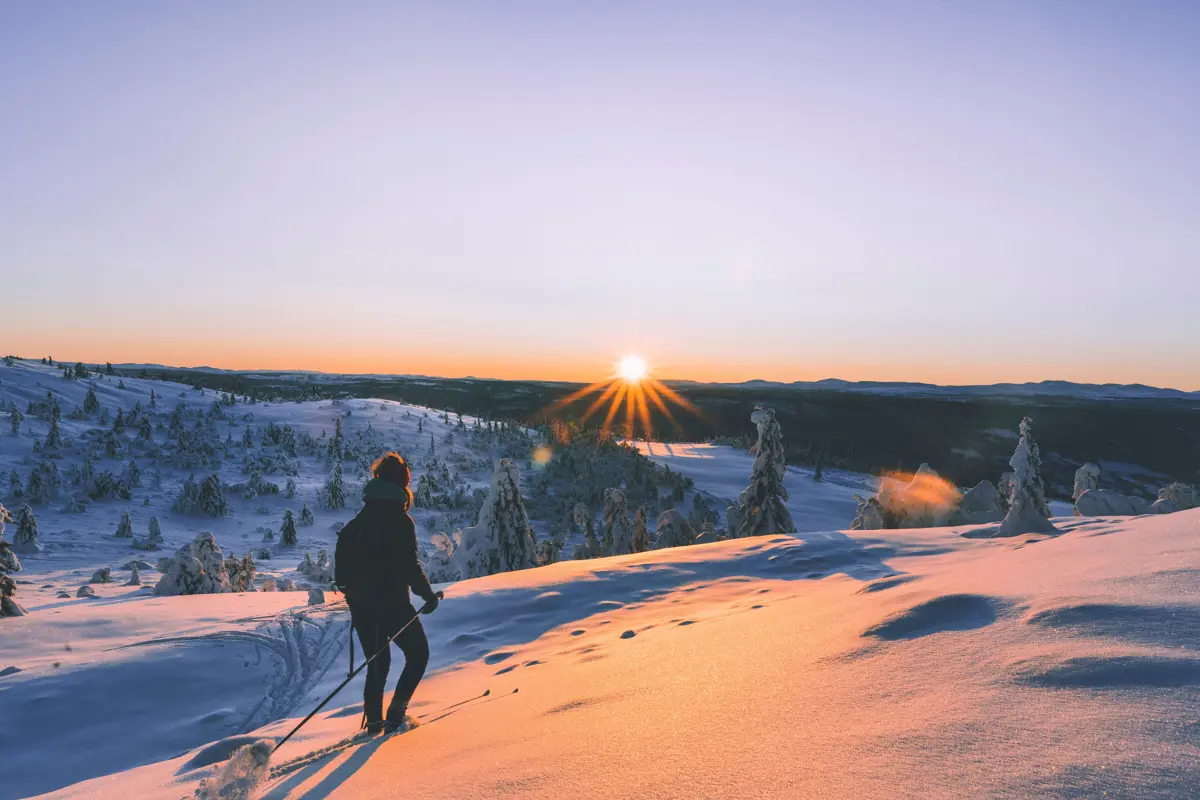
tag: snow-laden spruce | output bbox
[570,502,602,560]
[280,509,298,546]
[457,459,536,578]
[1072,463,1101,502]
[0,504,20,573]
[0,571,26,617]
[154,532,232,595]
[133,516,164,551]
[423,531,463,583]
[654,509,696,548]
[1151,482,1197,515]
[115,510,133,539]
[732,407,796,538]
[996,417,1058,537]
[631,506,652,553]
[298,549,335,584]
[13,503,42,553]
[602,488,633,556]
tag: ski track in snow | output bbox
[122,606,353,734]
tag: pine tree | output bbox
[429,433,435,454]
[105,362,114,375]
[196,474,228,517]
[632,506,651,553]
[113,408,126,434]
[602,488,633,556]
[150,389,157,408]
[44,414,62,450]
[138,415,152,441]
[299,503,315,526]
[326,418,344,466]
[458,459,536,578]
[997,417,1058,537]
[13,504,41,553]
[7,469,23,501]
[115,510,134,538]
[324,460,346,510]
[732,407,796,538]
[242,426,254,449]
[10,405,22,436]
[280,509,298,546]
[83,386,101,414]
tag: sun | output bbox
[547,353,700,440]
[617,354,648,383]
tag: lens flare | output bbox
[547,355,700,439]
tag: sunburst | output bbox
[548,354,699,440]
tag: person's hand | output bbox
[420,590,444,615]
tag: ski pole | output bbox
[271,591,443,754]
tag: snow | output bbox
[3,359,1199,798]
[25,509,1200,799]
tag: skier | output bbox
[336,452,441,734]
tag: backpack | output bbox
[333,511,374,601]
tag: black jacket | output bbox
[336,479,436,610]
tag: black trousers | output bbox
[349,602,430,725]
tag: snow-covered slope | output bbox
[28,509,1200,799]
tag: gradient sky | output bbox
[2,2,1198,388]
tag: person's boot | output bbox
[384,705,415,734]
[364,720,385,736]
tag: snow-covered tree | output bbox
[602,488,633,556]
[122,460,141,492]
[457,459,536,578]
[149,389,157,408]
[242,426,254,449]
[0,573,26,617]
[154,533,231,595]
[280,509,298,546]
[285,477,296,499]
[115,510,134,538]
[299,503,315,526]
[996,417,1057,537]
[13,504,41,553]
[226,552,256,592]
[44,414,62,450]
[9,405,21,436]
[133,516,163,551]
[1072,463,1101,506]
[424,531,464,583]
[6,470,22,502]
[83,386,101,414]
[631,506,652,553]
[326,417,344,466]
[850,495,886,530]
[654,509,696,548]
[323,460,346,510]
[173,474,228,516]
[0,505,19,573]
[138,416,152,441]
[732,407,796,538]
[113,408,126,434]
[298,549,335,583]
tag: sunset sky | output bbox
[3,2,1198,389]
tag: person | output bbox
[335,452,441,734]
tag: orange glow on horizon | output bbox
[6,333,1199,392]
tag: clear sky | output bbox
[2,2,1198,388]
